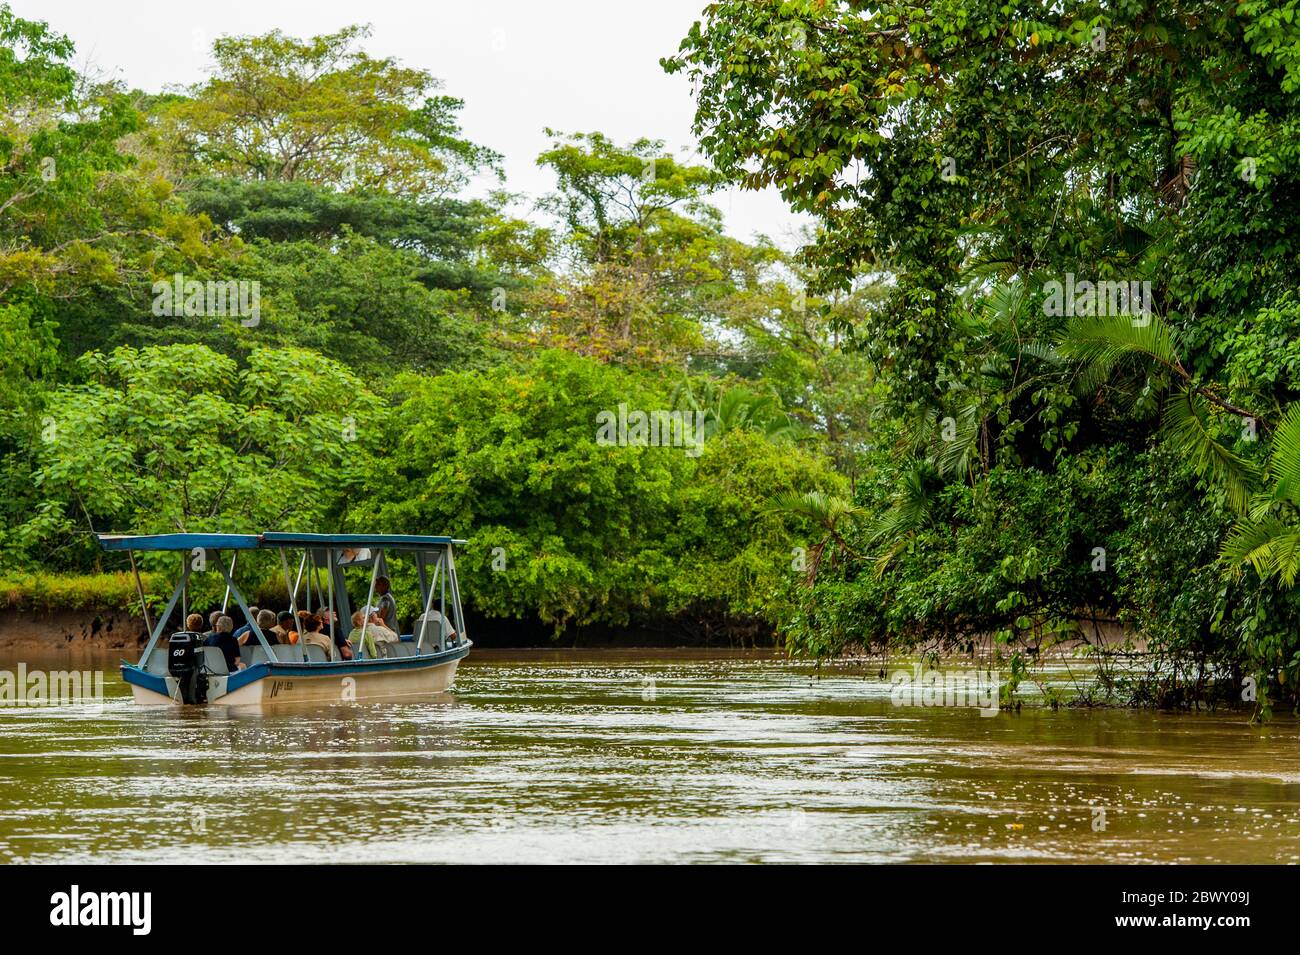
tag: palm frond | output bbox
[1019,340,1062,364]
[1057,312,1180,377]
[1161,388,1258,516]
[1266,401,1300,506]
[867,462,939,574]
[1221,518,1300,587]
[933,404,980,480]
[765,490,860,529]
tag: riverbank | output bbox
[0,607,773,650]
[0,609,145,650]
[0,571,779,649]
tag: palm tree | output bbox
[766,490,862,583]
[912,279,1064,484]
[671,378,798,442]
[864,460,942,575]
[1056,311,1261,515]
[1221,403,1300,585]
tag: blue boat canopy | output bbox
[260,532,467,549]
[97,532,466,552]
[97,533,264,552]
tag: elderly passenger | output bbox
[347,609,399,658]
[238,609,280,647]
[203,615,243,672]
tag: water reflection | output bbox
[0,648,1295,863]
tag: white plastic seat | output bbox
[413,611,449,651]
[271,645,305,663]
[304,644,329,663]
[199,646,229,675]
[243,646,271,667]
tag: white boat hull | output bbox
[126,650,466,707]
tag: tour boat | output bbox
[99,531,472,706]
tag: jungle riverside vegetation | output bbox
[665,0,1300,713]
[0,9,854,647]
[4,3,1300,712]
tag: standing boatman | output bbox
[374,576,398,635]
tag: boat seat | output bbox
[388,643,416,658]
[199,646,229,675]
[243,646,270,667]
[304,644,329,663]
[413,611,449,652]
[143,651,170,676]
[272,645,305,663]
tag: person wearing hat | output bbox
[348,608,399,657]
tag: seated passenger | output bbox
[300,612,333,660]
[364,605,400,644]
[239,609,280,647]
[273,611,299,644]
[347,609,399,657]
[416,609,458,647]
[231,605,260,642]
[202,610,221,641]
[313,607,338,639]
[203,615,243,672]
[185,612,204,633]
[317,609,354,660]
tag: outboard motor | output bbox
[168,631,208,704]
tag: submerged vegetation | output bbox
[5,2,1300,712]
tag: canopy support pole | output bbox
[138,560,193,670]
[325,548,335,660]
[127,550,154,640]
[279,547,302,656]
[416,552,430,609]
[357,553,382,659]
[220,552,237,614]
[447,545,467,643]
[439,552,448,650]
[415,551,438,653]
[215,554,273,656]
[291,551,307,610]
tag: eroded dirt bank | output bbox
[0,610,147,650]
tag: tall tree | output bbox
[159,24,500,197]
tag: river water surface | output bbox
[0,648,1297,864]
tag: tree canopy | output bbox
[8,3,1300,710]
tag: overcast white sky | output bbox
[14,0,810,246]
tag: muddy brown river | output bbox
[0,648,1295,863]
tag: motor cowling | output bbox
[167,631,208,704]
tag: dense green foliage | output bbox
[0,8,850,646]
[8,2,1300,710]
[665,0,1300,711]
